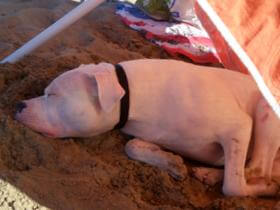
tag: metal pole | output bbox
[0,0,105,64]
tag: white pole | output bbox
[0,0,105,64]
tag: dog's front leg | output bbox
[125,138,188,180]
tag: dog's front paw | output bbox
[167,157,188,181]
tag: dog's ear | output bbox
[92,64,125,112]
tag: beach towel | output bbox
[116,3,220,64]
[195,0,280,116]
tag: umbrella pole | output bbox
[0,0,105,64]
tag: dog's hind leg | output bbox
[192,158,280,188]
[192,151,280,188]
[192,151,280,189]
[247,98,280,182]
[192,167,223,186]
[273,152,280,178]
[125,138,188,180]
[219,120,251,196]
[220,111,278,196]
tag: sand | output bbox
[0,0,279,209]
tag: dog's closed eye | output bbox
[45,93,56,98]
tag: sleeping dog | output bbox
[15,59,280,196]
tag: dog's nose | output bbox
[15,102,27,113]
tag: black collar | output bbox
[114,64,130,130]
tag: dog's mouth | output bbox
[16,111,58,137]
[40,131,57,138]
[15,98,61,138]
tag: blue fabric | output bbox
[116,3,151,20]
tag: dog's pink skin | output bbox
[16,59,280,196]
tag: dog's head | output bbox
[15,63,125,138]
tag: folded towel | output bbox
[116,3,220,64]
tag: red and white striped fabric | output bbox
[116,3,220,64]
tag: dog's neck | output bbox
[113,64,130,130]
[112,63,149,133]
[112,61,161,137]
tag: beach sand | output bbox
[0,0,278,209]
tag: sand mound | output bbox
[0,0,278,209]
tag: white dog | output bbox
[15,59,280,196]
